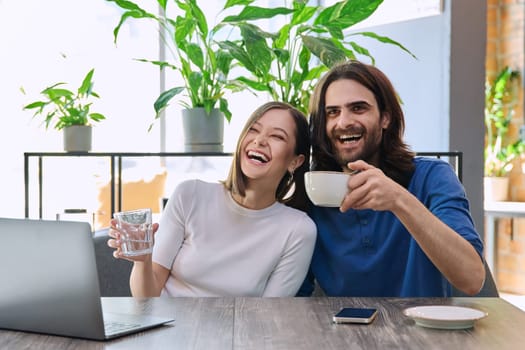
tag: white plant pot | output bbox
[63,125,92,152]
[181,108,224,152]
[484,176,509,202]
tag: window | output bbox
[0,0,266,221]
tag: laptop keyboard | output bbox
[104,320,142,335]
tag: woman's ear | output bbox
[289,154,305,173]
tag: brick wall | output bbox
[496,217,525,294]
[487,0,525,294]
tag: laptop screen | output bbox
[0,218,107,339]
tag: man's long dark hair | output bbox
[309,60,415,188]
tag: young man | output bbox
[300,60,485,297]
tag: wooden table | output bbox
[1,297,524,349]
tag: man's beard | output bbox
[333,127,383,169]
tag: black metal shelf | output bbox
[24,152,233,220]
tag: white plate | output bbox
[403,305,488,330]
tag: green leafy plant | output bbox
[22,68,106,130]
[484,66,525,177]
[108,0,244,129]
[219,0,415,114]
[107,0,414,130]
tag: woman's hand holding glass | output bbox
[107,218,159,262]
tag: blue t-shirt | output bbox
[300,157,484,297]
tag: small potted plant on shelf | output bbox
[484,66,525,201]
[22,68,106,152]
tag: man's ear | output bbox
[381,112,391,129]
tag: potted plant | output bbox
[484,66,525,201]
[219,0,415,114]
[107,0,245,152]
[22,68,106,152]
[107,0,413,151]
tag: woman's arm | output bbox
[129,259,170,297]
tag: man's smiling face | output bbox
[324,78,390,171]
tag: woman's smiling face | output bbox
[240,108,304,187]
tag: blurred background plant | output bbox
[484,66,524,177]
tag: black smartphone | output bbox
[333,307,378,324]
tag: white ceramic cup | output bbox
[304,171,351,207]
[113,208,153,256]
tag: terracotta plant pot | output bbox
[484,176,509,202]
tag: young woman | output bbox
[108,101,316,297]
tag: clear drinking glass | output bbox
[113,208,153,256]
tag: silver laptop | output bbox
[0,217,174,340]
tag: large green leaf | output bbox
[107,0,156,43]
[89,112,106,122]
[135,58,178,71]
[157,0,167,11]
[291,4,317,26]
[188,71,203,106]
[78,69,95,95]
[23,101,47,110]
[301,35,347,67]
[273,48,290,66]
[218,41,257,73]
[298,46,311,72]
[349,41,374,64]
[353,32,417,59]
[175,16,194,46]
[274,23,292,49]
[224,0,254,10]
[188,0,208,37]
[184,43,204,70]
[154,86,185,115]
[336,0,383,29]
[220,97,232,122]
[216,50,233,75]
[315,1,345,26]
[240,25,272,75]
[235,76,270,92]
[317,0,383,29]
[107,0,145,12]
[223,6,293,22]
[44,88,74,99]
